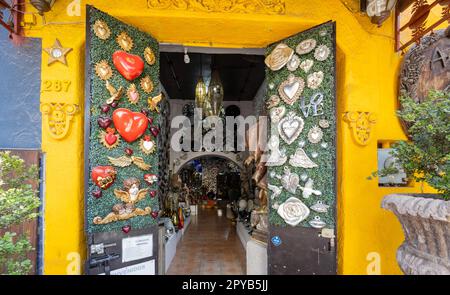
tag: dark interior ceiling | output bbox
[160,52,265,101]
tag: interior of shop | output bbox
[159,50,268,275]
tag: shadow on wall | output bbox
[0,30,41,149]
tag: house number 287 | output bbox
[42,80,72,92]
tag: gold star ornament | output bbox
[43,39,72,66]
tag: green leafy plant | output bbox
[373,90,450,199]
[0,151,40,274]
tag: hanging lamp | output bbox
[205,56,224,117]
[194,55,207,112]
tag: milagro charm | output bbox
[93,178,152,225]
[278,111,305,145]
[300,92,324,118]
[148,93,163,113]
[277,197,310,226]
[144,173,158,186]
[289,148,318,168]
[91,166,117,189]
[99,127,120,149]
[95,60,113,80]
[127,84,140,104]
[108,155,151,171]
[140,135,156,154]
[278,74,305,105]
[265,43,294,71]
[299,178,322,199]
[113,50,144,81]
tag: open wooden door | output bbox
[85,6,162,275]
[265,22,337,275]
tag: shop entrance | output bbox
[85,6,338,275]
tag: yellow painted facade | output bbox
[23,0,436,275]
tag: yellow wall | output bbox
[24,0,434,275]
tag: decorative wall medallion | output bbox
[108,155,151,170]
[144,173,158,185]
[307,71,324,89]
[95,60,113,80]
[91,166,117,189]
[99,127,120,149]
[113,51,144,81]
[265,43,294,71]
[300,92,324,118]
[309,216,326,228]
[147,0,286,15]
[287,54,300,71]
[40,103,79,139]
[343,111,377,146]
[116,32,134,51]
[310,201,329,213]
[277,197,310,226]
[299,179,322,199]
[140,75,154,93]
[296,39,316,55]
[105,80,124,105]
[269,106,286,123]
[93,20,111,40]
[112,108,148,142]
[289,148,318,168]
[127,84,140,104]
[299,59,314,73]
[114,177,149,204]
[307,125,323,144]
[148,93,163,113]
[266,95,280,109]
[268,183,282,199]
[318,119,329,128]
[278,74,305,105]
[139,135,156,154]
[265,135,287,166]
[281,167,300,194]
[43,39,73,66]
[144,47,156,65]
[314,45,330,61]
[278,111,304,144]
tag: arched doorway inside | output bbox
[165,156,246,275]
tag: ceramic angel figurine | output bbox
[93,178,151,225]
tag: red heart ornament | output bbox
[151,211,159,219]
[113,51,144,81]
[149,190,156,198]
[144,174,158,185]
[92,189,102,199]
[122,225,131,233]
[105,133,117,146]
[150,126,159,137]
[91,166,117,189]
[112,108,148,143]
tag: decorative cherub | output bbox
[114,177,148,204]
[93,178,151,225]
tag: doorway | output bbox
[159,49,266,275]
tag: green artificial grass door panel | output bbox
[266,22,337,274]
[85,6,161,234]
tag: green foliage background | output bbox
[87,7,160,233]
[266,22,336,228]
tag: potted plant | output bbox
[378,90,449,275]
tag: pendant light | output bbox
[195,55,207,111]
[205,56,224,117]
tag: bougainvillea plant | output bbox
[373,90,449,199]
[0,151,40,274]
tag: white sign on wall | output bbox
[100,260,155,275]
[122,234,153,263]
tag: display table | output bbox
[247,239,267,275]
[164,216,191,273]
[236,221,251,249]
[236,221,268,275]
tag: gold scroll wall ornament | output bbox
[147,0,286,15]
[343,111,377,146]
[40,103,79,140]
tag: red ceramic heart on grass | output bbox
[149,190,156,198]
[122,225,131,233]
[150,126,159,137]
[112,108,148,143]
[151,211,159,219]
[105,128,118,145]
[113,50,144,81]
[91,166,117,190]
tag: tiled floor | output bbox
[166,207,246,275]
